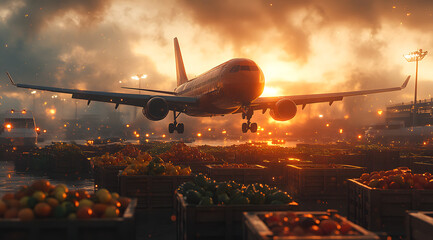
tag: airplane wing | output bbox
[6,73,197,112]
[248,75,410,112]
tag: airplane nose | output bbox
[222,66,265,104]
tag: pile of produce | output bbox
[0,180,131,221]
[16,143,91,179]
[121,156,191,176]
[210,163,262,169]
[259,211,361,236]
[91,145,152,167]
[356,167,433,189]
[159,143,216,163]
[177,174,293,205]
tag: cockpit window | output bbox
[230,65,240,73]
[240,66,250,71]
[249,65,259,71]
[230,65,259,72]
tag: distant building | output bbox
[386,98,433,127]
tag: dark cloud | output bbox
[6,0,112,39]
[178,0,433,62]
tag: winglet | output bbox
[401,75,410,89]
[6,72,16,86]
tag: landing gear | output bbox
[169,111,184,134]
[241,106,257,133]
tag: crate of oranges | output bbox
[0,179,136,240]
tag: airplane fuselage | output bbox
[174,58,265,116]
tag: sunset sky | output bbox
[1,0,433,134]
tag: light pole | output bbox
[404,49,428,127]
[131,74,148,94]
[131,74,147,118]
[31,90,36,114]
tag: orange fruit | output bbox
[4,208,18,219]
[32,191,46,202]
[76,207,93,219]
[319,219,341,235]
[31,179,51,192]
[18,208,34,221]
[96,189,112,203]
[34,202,52,218]
[2,193,15,201]
[92,203,107,217]
[103,206,119,218]
[339,221,352,235]
[46,198,59,208]
[5,199,20,209]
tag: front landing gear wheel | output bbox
[177,123,184,134]
[169,123,175,133]
[250,123,258,133]
[242,123,248,133]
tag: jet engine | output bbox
[269,99,297,121]
[142,97,169,121]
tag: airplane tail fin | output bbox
[174,38,188,86]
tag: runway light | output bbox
[208,128,212,132]
[136,134,140,138]
[377,110,383,115]
[197,133,202,137]
[145,134,149,137]
[358,135,362,139]
[133,131,137,135]
[339,129,343,134]
[162,134,166,138]
[43,129,47,133]
[126,124,130,128]
[326,123,330,127]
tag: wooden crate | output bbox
[348,179,433,237]
[260,159,311,189]
[205,164,267,185]
[286,164,365,214]
[93,165,127,192]
[406,211,433,240]
[286,164,365,199]
[0,199,137,240]
[363,150,400,171]
[119,175,192,209]
[180,161,222,174]
[176,193,298,240]
[243,211,379,240]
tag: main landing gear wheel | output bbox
[169,111,185,134]
[241,106,257,133]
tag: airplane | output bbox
[7,38,410,134]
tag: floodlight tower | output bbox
[404,49,428,127]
